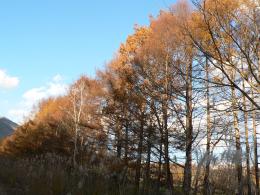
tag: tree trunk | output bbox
[183,61,193,195]
[116,121,122,159]
[164,54,174,195]
[73,124,78,167]
[145,125,152,192]
[135,111,144,191]
[231,84,243,195]
[164,114,174,194]
[252,96,259,195]
[203,58,211,195]
[242,78,251,195]
[157,132,163,193]
[124,121,129,165]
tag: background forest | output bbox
[0,0,260,194]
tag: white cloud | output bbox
[53,74,63,82]
[22,82,67,106]
[0,69,19,89]
[7,74,68,123]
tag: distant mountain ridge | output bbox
[0,117,18,138]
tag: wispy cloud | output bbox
[0,69,19,89]
[7,74,68,123]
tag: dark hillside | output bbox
[0,117,17,138]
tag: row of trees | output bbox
[1,0,260,194]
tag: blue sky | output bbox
[0,0,175,123]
